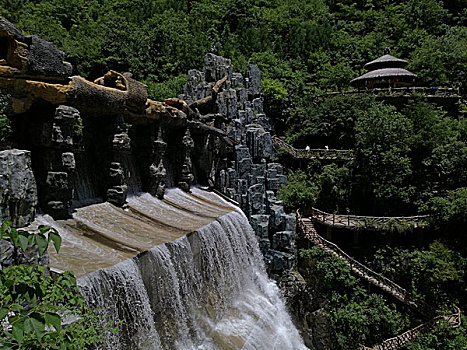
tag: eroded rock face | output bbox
[0,149,37,227]
[181,54,296,276]
[245,64,261,98]
[27,35,73,79]
[0,17,72,80]
[204,53,233,83]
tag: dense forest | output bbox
[1,0,466,348]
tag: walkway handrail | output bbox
[297,211,461,350]
[313,87,462,99]
[310,207,430,231]
[359,306,461,350]
[297,211,435,317]
[272,136,354,161]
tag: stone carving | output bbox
[0,17,72,80]
[178,128,194,192]
[107,162,128,206]
[39,105,80,218]
[149,128,167,199]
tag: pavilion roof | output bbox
[350,68,417,86]
[364,54,409,70]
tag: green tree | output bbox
[353,103,413,214]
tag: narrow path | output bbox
[297,213,461,350]
[272,136,354,161]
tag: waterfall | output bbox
[76,195,307,350]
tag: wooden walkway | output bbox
[359,308,461,350]
[310,207,430,231]
[272,136,354,161]
[297,213,461,350]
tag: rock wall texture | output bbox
[0,149,37,227]
[181,54,296,275]
[0,149,48,270]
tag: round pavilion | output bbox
[350,48,417,89]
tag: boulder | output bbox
[27,35,73,78]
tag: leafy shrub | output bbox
[0,222,111,349]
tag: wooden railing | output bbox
[272,136,354,161]
[297,212,462,350]
[310,207,430,231]
[313,87,461,99]
[298,213,435,318]
[359,307,461,350]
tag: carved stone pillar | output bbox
[42,105,80,218]
[148,127,167,199]
[106,117,131,206]
[178,127,194,192]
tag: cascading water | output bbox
[75,192,308,350]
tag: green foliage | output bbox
[0,221,61,259]
[406,315,467,350]
[315,164,351,213]
[0,94,11,147]
[428,187,467,224]
[287,95,375,149]
[408,27,467,90]
[353,102,414,213]
[0,265,107,349]
[369,242,467,308]
[331,294,406,349]
[144,73,188,101]
[285,96,467,216]
[0,222,110,349]
[368,243,467,348]
[277,170,318,212]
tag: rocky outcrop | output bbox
[181,54,296,275]
[0,149,37,227]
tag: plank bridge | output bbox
[310,207,430,231]
[297,212,461,350]
[272,136,354,161]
